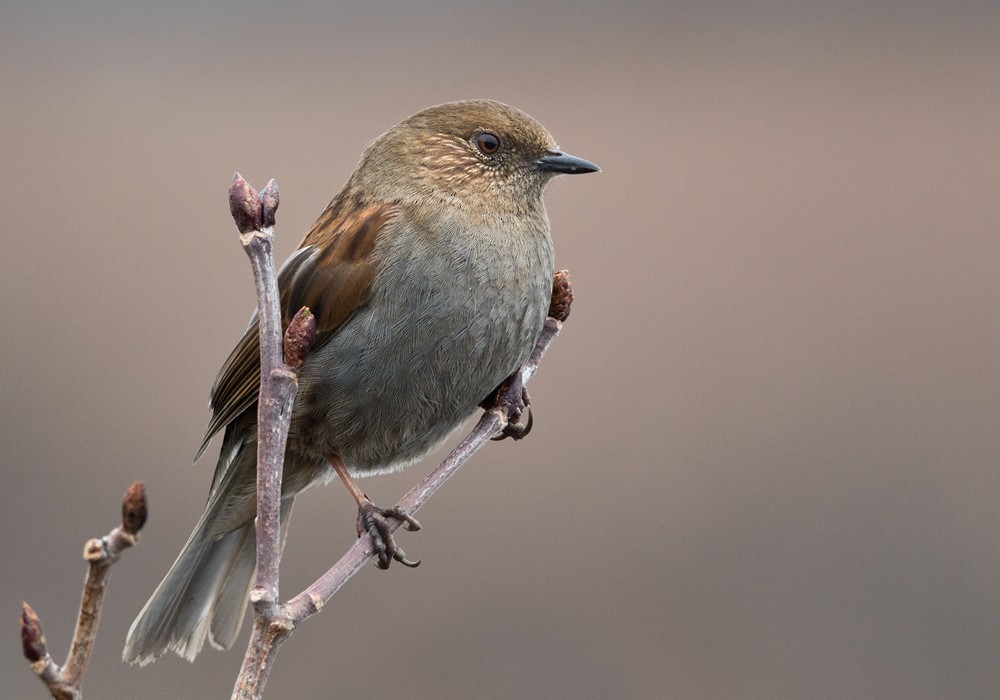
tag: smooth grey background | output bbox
[3,1,999,698]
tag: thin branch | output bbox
[229,174,290,607]
[22,481,148,699]
[232,306,315,699]
[229,175,316,700]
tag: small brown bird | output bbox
[123,99,598,665]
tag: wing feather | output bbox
[193,196,397,461]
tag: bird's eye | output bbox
[475,131,501,156]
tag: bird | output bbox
[122,99,599,665]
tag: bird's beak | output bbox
[533,150,601,175]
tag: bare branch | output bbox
[22,481,146,699]
[227,174,293,608]
[228,175,306,699]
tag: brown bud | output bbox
[548,270,573,321]
[259,179,280,228]
[284,306,317,369]
[122,480,148,535]
[21,602,48,663]
[229,172,262,234]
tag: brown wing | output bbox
[194,195,398,461]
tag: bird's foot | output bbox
[357,499,422,570]
[482,371,533,441]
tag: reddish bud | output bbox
[548,270,573,321]
[259,179,280,228]
[21,602,48,663]
[122,480,148,535]
[229,172,262,233]
[284,307,317,369]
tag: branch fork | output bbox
[22,481,148,699]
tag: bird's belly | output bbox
[290,264,549,475]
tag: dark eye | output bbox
[475,131,501,155]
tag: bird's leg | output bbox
[481,370,533,441]
[327,454,421,569]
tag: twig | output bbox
[228,175,318,700]
[229,175,291,605]
[22,482,148,699]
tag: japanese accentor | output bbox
[123,99,598,665]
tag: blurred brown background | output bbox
[3,1,999,698]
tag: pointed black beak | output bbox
[533,150,601,175]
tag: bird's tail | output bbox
[122,495,293,666]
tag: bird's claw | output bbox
[493,399,533,441]
[357,500,422,569]
[483,372,535,441]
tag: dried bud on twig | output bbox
[283,307,317,369]
[229,172,262,234]
[21,602,48,664]
[549,269,573,321]
[259,179,280,229]
[122,480,148,535]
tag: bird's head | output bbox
[350,99,599,217]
